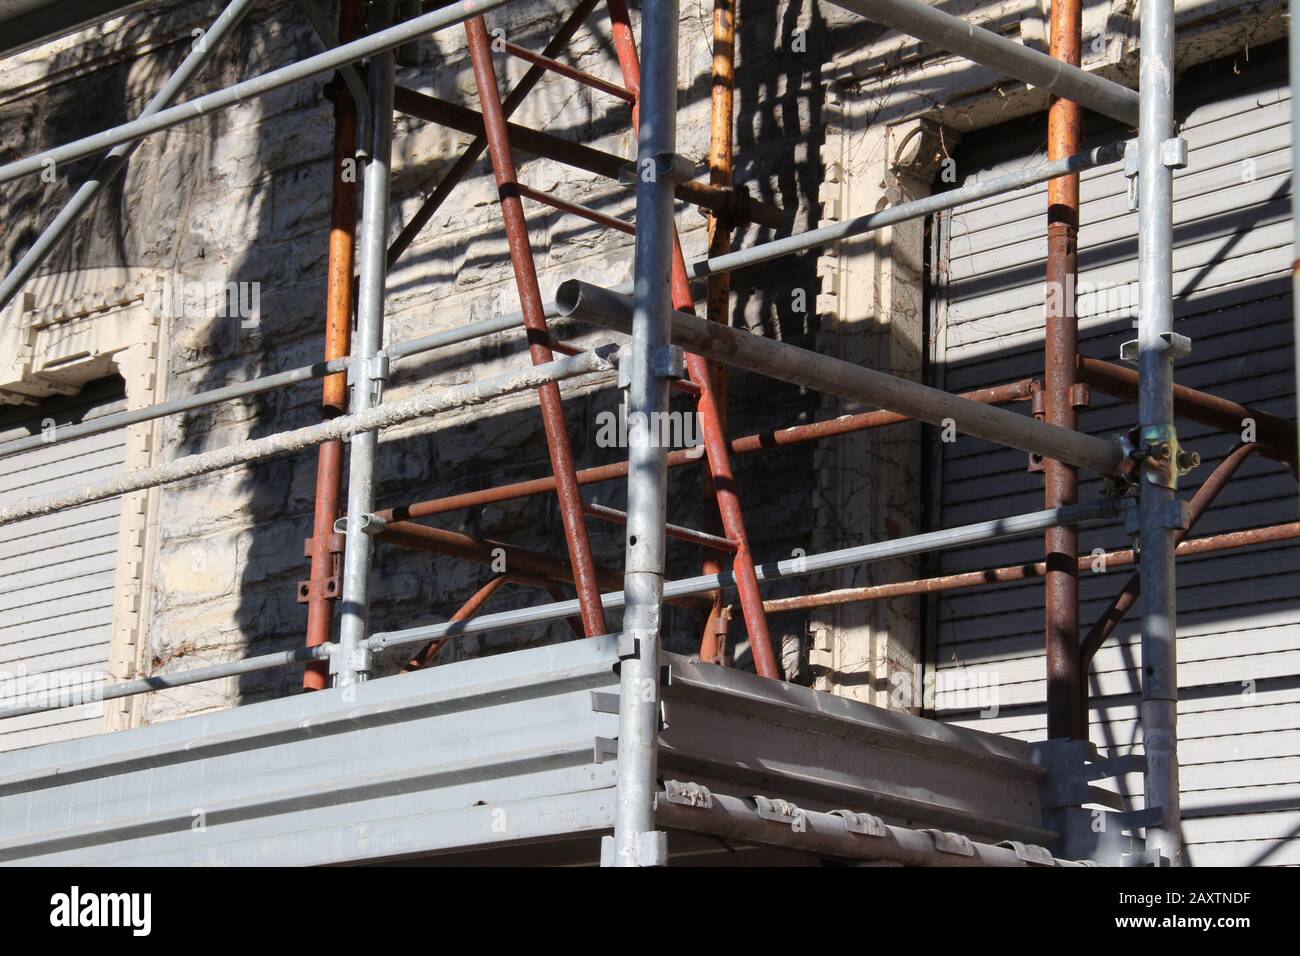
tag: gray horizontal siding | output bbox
[931,55,1299,866]
[0,378,126,752]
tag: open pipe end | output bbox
[554,278,586,318]
[553,280,636,338]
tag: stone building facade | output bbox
[0,0,1284,740]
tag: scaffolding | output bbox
[0,0,1298,867]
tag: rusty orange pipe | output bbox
[304,0,363,690]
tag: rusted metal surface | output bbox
[377,380,1035,521]
[605,0,779,680]
[1078,442,1262,671]
[464,15,607,638]
[1078,356,1299,467]
[559,281,1127,476]
[764,515,1300,616]
[1163,521,1300,556]
[697,0,737,669]
[386,0,601,268]
[304,0,364,690]
[1043,0,1084,738]
[403,575,510,670]
[400,571,585,668]
[375,518,711,612]
[514,181,634,235]
[700,603,733,665]
[606,0,640,105]
[583,500,737,552]
[390,85,784,229]
[503,40,635,102]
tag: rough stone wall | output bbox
[1,0,853,724]
[3,0,1278,728]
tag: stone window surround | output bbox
[2,267,168,732]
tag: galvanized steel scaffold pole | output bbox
[608,0,678,869]
[1137,0,1184,865]
[304,0,365,691]
[557,282,1127,476]
[604,0,779,678]
[0,0,259,316]
[336,2,397,687]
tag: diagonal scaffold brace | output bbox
[462,13,609,638]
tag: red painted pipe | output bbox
[374,380,1035,523]
[1078,356,1298,468]
[304,0,364,690]
[386,0,602,268]
[463,15,608,638]
[1043,0,1084,738]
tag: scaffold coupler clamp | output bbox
[334,513,387,536]
[1103,428,1142,496]
[616,344,686,389]
[1132,424,1200,492]
[1119,330,1191,367]
[346,350,389,408]
[326,640,373,680]
[1123,136,1188,209]
[600,830,668,867]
